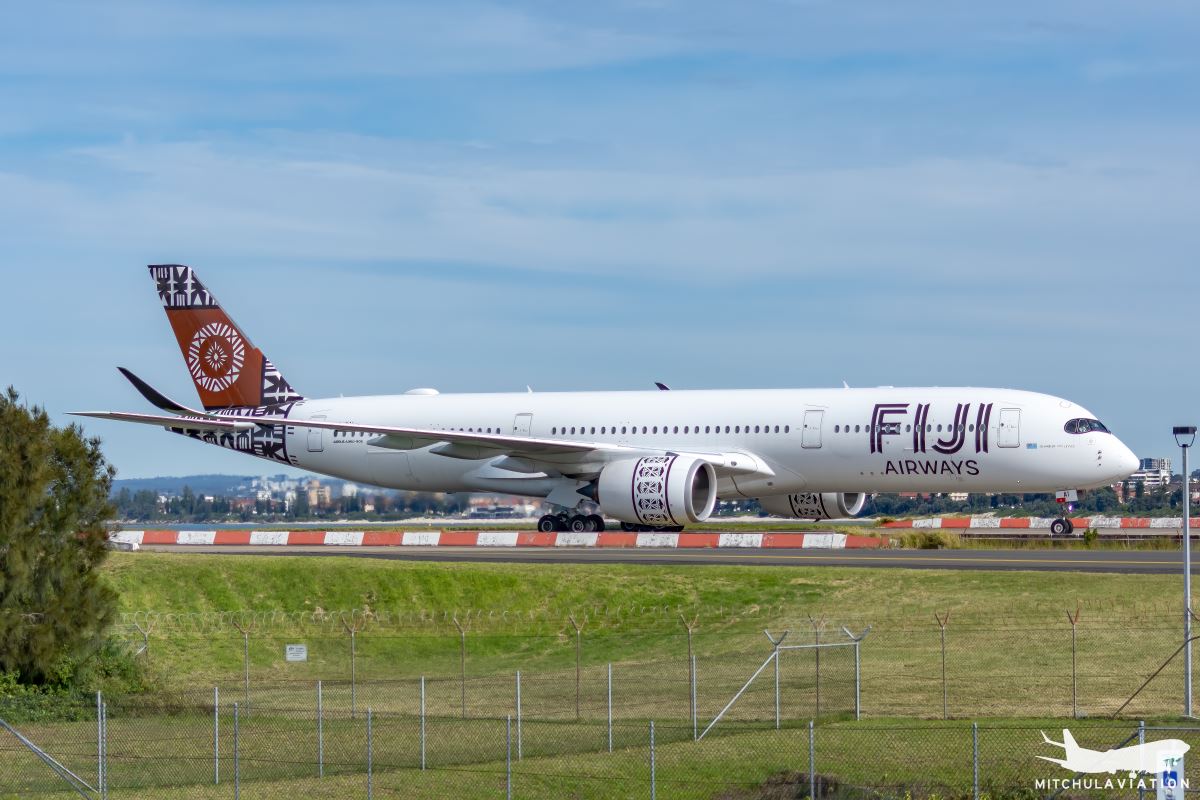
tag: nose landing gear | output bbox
[1051,489,1080,536]
[1050,518,1074,536]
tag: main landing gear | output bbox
[537,512,606,533]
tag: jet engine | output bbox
[596,455,717,526]
[758,492,867,520]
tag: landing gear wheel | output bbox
[620,521,637,532]
[569,515,589,533]
[1050,518,1069,536]
[1065,519,1075,534]
[537,514,559,533]
[587,514,605,532]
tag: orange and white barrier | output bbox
[880,517,1199,530]
[108,529,885,549]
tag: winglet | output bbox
[655,382,670,391]
[118,367,190,414]
[1041,730,1064,748]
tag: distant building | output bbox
[1127,461,1173,490]
[1140,457,1172,473]
[342,483,359,498]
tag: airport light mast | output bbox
[1174,425,1196,718]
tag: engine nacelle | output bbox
[759,492,867,521]
[596,455,717,526]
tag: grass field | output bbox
[3,552,1194,798]
[96,552,1193,719]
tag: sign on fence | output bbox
[285,644,308,662]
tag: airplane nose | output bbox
[1115,440,1139,478]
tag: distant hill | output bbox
[111,474,261,497]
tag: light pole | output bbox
[1174,425,1196,718]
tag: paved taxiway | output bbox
[141,545,1184,574]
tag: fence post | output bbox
[453,615,468,718]
[232,620,252,713]
[213,686,220,784]
[1067,606,1081,718]
[691,653,698,740]
[809,615,826,719]
[317,680,324,778]
[854,638,861,721]
[101,699,108,799]
[764,630,789,729]
[506,715,513,800]
[972,722,979,800]
[96,691,102,791]
[1138,720,1146,800]
[351,630,358,720]
[569,615,584,721]
[233,702,240,800]
[515,670,523,760]
[420,676,426,770]
[366,708,373,800]
[607,662,613,753]
[935,611,951,719]
[650,720,656,800]
[808,719,815,800]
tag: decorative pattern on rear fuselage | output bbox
[168,402,297,465]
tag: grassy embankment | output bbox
[4,553,1191,799]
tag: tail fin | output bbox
[1061,728,1078,754]
[148,265,303,410]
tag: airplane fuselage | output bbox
[266,386,1136,499]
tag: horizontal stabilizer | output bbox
[70,410,259,434]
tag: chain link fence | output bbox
[6,701,1199,798]
[3,606,1198,797]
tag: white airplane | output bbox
[1038,729,1189,775]
[73,265,1139,534]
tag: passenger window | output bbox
[784,425,789,433]
[854,425,860,433]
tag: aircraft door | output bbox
[997,408,1021,448]
[307,416,325,452]
[801,409,824,449]
[512,413,533,437]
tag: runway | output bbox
[140,545,1185,574]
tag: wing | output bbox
[70,408,771,478]
[218,415,770,476]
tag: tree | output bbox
[0,388,117,684]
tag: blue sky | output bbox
[1,1,1197,478]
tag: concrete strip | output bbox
[175,530,216,545]
[717,533,763,548]
[324,531,364,546]
[476,531,520,547]
[249,531,289,545]
[110,530,145,545]
[802,533,848,549]
[402,531,441,546]
[636,532,679,548]
[555,532,599,547]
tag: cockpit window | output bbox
[1065,418,1110,434]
